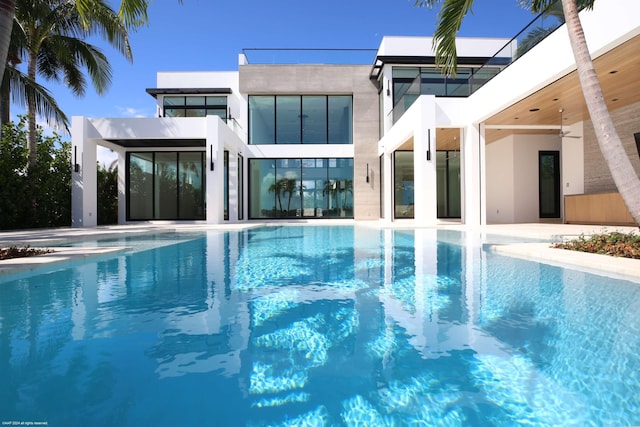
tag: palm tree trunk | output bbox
[27,49,37,168]
[0,0,15,87]
[562,0,640,225]
[0,70,9,127]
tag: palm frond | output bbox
[5,66,69,132]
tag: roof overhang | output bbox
[145,88,232,98]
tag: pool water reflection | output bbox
[1,226,639,426]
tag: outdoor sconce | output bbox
[73,146,80,172]
[426,129,432,161]
[386,80,391,97]
[210,145,215,171]
[366,163,370,183]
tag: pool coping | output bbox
[1,222,639,281]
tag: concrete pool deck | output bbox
[1,222,639,282]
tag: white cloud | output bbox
[116,106,152,118]
[98,146,118,168]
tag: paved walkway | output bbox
[1,222,639,282]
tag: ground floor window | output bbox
[249,158,353,219]
[127,151,205,220]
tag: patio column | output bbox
[205,116,224,224]
[413,96,437,226]
[71,116,98,227]
[460,123,486,226]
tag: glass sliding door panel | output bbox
[394,151,414,219]
[223,151,229,220]
[275,159,302,217]
[437,151,448,217]
[238,154,244,220]
[155,152,178,219]
[302,159,327,217]
[327,158,354,218]
[128,152,154,220]
[178,152,204,219]
[249,159,276,219]
[448,153,461,217]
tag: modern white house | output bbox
[71,0,640,227]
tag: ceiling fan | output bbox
[558,108,581,138]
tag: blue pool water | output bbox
[1,225,640,426]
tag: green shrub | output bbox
[553,231,640,259]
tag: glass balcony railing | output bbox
[390,0,569,123]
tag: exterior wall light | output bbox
[366,163,370,183]
[426,129,431,161]
[210,145,215,171]
[74,146,80,172]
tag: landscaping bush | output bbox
[553,231,640,259]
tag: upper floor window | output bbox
[249,95,352,145]
[163,96,227,120]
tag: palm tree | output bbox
[415,0,640,225]
[0,0,168,89]
[14,0,132,167]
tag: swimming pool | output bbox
[1,225,639,426]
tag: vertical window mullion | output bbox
[299,96,304,144]
[325,96,329,144]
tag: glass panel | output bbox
[302,96,327,144]
[421,68,447,96]
[274,159,301,217]
[394,151,414,219]
[186,96,205,106]
[165,108,186,117]
[445,68,472,97]
[155,152,178,219]
[328,96,352,144]
[437,151,447,217]
[163,96,185,106]
[249,159,276,219]
[186,109,205,117]
[128,152,153,220]
[448,152,461,217]
[238,154,244,220]
[178,152,205,219]
[249,96,275,144]
[302,158,327,217]
[206,96,227,106]
[224,151,229,220]
[206,109,227,120]
[327,158,354,218]
[276,96,301,144]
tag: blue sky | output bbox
[24,0,538,130]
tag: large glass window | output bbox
[249,158,353,219]
[163,96,227,120]
[394,151,414,219]
[127,151,205,220]
[249,95,352,144]
[249,96,275,144]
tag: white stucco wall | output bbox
[486,136,515,223]
[486,134,562,224]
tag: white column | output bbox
[71,117,97,227]
[413,96,438,226]
[461,123,486,226]
[205,116,224,224]
[382,151,393,223]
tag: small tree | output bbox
[0,117,70,229]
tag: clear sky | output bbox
[20,0,539,134]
